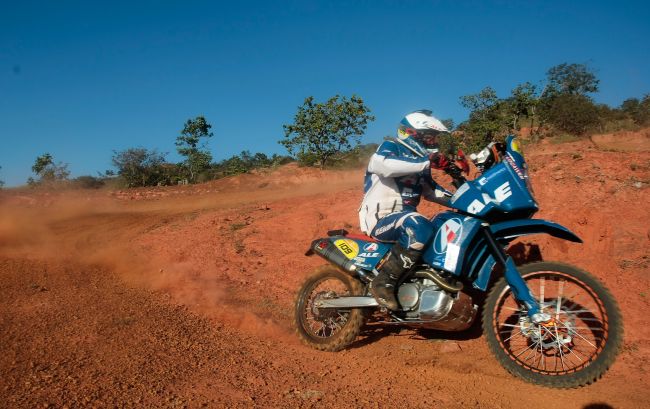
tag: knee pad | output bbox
[399,215,433,250]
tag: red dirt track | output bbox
[1,135,649,408]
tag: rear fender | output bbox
[471,219,582,291]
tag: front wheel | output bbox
[483,261,623,388]
[294,266,368,352]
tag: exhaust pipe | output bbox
[414,270,463,293]
[306,238,357,273]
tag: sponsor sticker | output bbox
[505,153,525,180]
[494,181,512,202]
[363,242,379,252]
[511,138,524,157]
[444,243,460,272]
[433,218,463,254]
[334,239,359,259]
[467,181,512,214]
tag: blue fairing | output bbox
[449,136,538,219]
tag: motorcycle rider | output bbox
[360,109,456,310]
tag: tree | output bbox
[441,118,455,130]
[459,86,500,113]
[0,165,4,188]
[458,87,511,151]
[621,95,650,125]
[111,148,169,187]
[545,94,599,135]
[32,153,52,175]
[176,116,214,182]
[639,94,650,125]
[281,95,375,168]
[536,63,601,136]
[30,153,70,184]
[545,63,599,96]
[509,82,539,130]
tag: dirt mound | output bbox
[1,133,649,408]
[591,127,650,152]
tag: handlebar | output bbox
[444,163,467,188]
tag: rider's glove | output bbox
[445,163,466,188]
[429,152,449,170]
[445,163,463,179]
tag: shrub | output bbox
[72,175,105,189]
[543,94,599,135]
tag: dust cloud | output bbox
[0,185,333,341]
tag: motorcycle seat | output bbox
[327,229,378,243]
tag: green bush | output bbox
[111,148,170,187]
[72,175,105,189]
[621,95,650,125]
[543,94,599,135]
[210,151,294,177]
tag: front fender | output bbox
[471,219,582,291]
[490,219,582,243]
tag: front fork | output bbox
[481,224,550,324]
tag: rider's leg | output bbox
[370,212,434,310]
[370,243,422,310]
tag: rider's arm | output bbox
[367,141,429,178]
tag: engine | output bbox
[396,275,478,331]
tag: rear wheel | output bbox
[294,266,367,351]
[483,261,622,388]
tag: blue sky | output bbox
[1,0,649,186]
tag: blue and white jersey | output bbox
[359,138,450,234]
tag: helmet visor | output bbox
[415,129,446,149]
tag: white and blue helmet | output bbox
[397,110,449,156]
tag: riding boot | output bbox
[370,244,421,310]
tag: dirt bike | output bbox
[294,135,622,388]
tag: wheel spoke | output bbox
[553,326,567,371]
[513,340,540,360]
[570,326,604,331]
[501,330,525,343]
[565,345,583,364]
[337,311,348,323]
[556,280,565,321]
[574,317,602,322]
[501,306,525,312]
[562,323,598,349]
[559,309,593,315]
[569,346,591,362]
[499,323,523,328]
[523,338,541,363]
